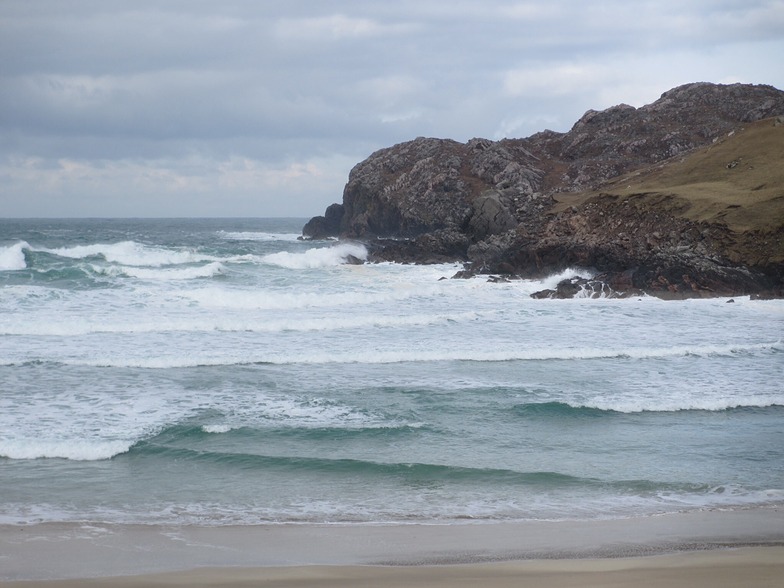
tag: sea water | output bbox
[1,218,782,525]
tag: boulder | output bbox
[302,203,344,239]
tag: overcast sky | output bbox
[2,1,783,218]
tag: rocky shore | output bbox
[303,82,784,298]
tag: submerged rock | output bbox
[531,277,621,299]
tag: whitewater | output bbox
[1,217,783,525]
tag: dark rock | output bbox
[302,203,345,239]
[344,254,364,265]
[367,229,471,265]
[486,275,511,283]
[451,269,476,279]
[302,82,784,298]
[467,190,518,240]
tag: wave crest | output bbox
[32,340,781,369]
[97,261,227,280]
[218,231,301,242]
[262,243,367,269]
[40,241,217,267]
[0,439,133,461]
[513,400,784,416]
[0,241,29,271]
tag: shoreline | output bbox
[2,507,783,584]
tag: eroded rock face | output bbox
[467,190,518,240]
[303,82,784,297]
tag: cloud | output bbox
[0,153,356,217]
[503,63,614,98]
[0,1,782,217]
[275,14,417,42]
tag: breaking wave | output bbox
[513,400,784,416]
[217,231,301,242]
[0,241,29,271]
[37,241,217,267]
[0,439,134,461]
[96,261,227,281]
[262,243,367,269]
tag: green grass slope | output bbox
[556,117,784,267]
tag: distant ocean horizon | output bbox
[1,217,782,526]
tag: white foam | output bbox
[287,340,782,365]
[99,261,227,280]
[572,397,784,414]
[0,439,133,461]
[39,241,217,267]
[182,284,422,310]
[199,395,397,431]
[218,231,301,242]
[0,241,29,271]
[527,267,596,292]
[0,311,478,336]
[262,243,367,269]
[53,340,783,369]
[655,485,784,509]
[202,424,234,434]
[256,396,384,428]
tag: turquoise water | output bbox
[1,218,783,524]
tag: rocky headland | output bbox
[303,82,784,298]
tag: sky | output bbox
[1,1,783,218]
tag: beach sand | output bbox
[2,508,782,586]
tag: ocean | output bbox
[1,217,783,526]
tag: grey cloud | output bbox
[1,0,782,217]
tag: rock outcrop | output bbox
[303,82,784,298]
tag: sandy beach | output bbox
[1,548,783,588]
[2,508,782,586]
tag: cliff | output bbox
[303,82,784,298]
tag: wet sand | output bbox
[2,508,782,586]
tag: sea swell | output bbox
[512,401,784,416]
[4,402,782,463]
[3,219,784,529]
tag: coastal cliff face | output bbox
[303,82,784,298]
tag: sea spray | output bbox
[262,242,368,269]
[0,241,28,270]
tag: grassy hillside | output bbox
[606,117,784,231]
[553,117,784,266]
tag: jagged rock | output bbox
[303,82,784,298]
[338,138,475,238]
[366,229,471,264]
[467,190,518,240]
[302,203,344,239]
